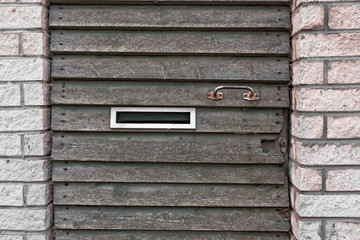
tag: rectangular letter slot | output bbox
[111,107,196,129]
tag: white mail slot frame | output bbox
[110,107,196,129]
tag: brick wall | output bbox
[0,0,52,239]
[290,0,360,239]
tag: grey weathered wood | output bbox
[50,0,290,5]
[52,133,284,163]
[52,81,289,108]
[51,31,289,56]
[53,161,285,183]
[55,230,290,240]
[50,6,290,30]
[54,183,289,207]
[51,56,290,81]
[55,206,289,231]
[52,107,283,133]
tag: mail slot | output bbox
[110,107,196,129]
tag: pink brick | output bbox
[292,61,323,85]
[22,32,50,56]
[290,162,322,191]
[293,88,360,112]
[328,60,360,84]
[291,5,324,35]
[291,114,323,139]
[293,33,360,59]
[293,191,360,217]
[291,212,322,240]
[291,139,360,165]
[329,5,360,30]
[0,6,47,30]
[326,221,360,239]
[0,34,19,55]
[292,0,359,11]
[328,116,360,139]
[327,169,360,191]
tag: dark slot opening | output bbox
[116,112,191,124]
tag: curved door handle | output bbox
[206,86,260,101]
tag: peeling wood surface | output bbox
[52,81,289,108]
[51,56,290,81]
[53,161,285,183]
[50,6,290,30]
[51,133,284,164]
[50,0,291,5]
[54,183,289,207]
[51,31,289,56]
[55,230,290,240]
[50,0,290,236]
[52,106,283,133]
[55,206,289,231]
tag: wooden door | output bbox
[50,0,291,239]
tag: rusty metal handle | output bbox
[206,86,260,101]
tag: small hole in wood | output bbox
[59,43,63,46]
[64,183,69,186]
[277,86,281,91]
[63,195,67,198]
[61,135,65,138]
[60,32,64,35]
[58,17,62,20]
[64,168,68,171]
[6,160,10,163]
[66,232,69,235]
[60,68,64,71]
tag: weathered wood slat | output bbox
[51,31,289,56]
[52,107,283,133]
[55,206,289,231]
[52,133,284,163]
[55,230,290,240]
[53,161,285,183]
[50,6,290,30]
[52,56,290,81]
[50,0,290,5]
[54,183,289,207]
[52,81,289,108]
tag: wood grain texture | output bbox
[52,133,283,163]
[50,5,290,30]
[52,106,283,133]
[52,81,289,108]
[51,56,289,81]
[55,206,289,231]
[55,230,290,240]
[51,30,289,56]
[50,0,290,5]
[54,183,289,207]
[53,161,285,183]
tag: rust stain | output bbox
[11,9,16,13]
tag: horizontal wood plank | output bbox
[50,0,290,5]
[52,133,284,163]
[53,161,285,183]
[52,107,283,133]
[54,183,288,207]
[55,230,290,240]
[51,56,289,81]
[51,31,289,56]
[50,5,290,30]
[55,206,289,231]
[52,81,289,108]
